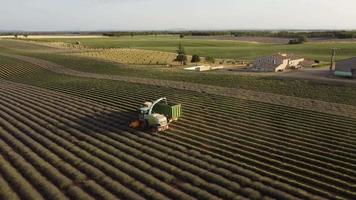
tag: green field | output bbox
[2,44,356,106]
[27,35,356,61]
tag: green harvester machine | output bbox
[129,97,182,132]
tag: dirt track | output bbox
[1,52,356,119]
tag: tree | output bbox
[14,34,18,39]
[180,33,184,38]
[288,39,299,44]
[298,35,308,43]
[191,55,201,63]
[205,56,215,64]
[175,43,187,65]
[24,34,28,38]
[289,35,308,45]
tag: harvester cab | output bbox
[129,97,181,133]
[138,102,151,120]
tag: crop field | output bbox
[0,50,356,200]
[27,35,356,61]
[72,48,178,65]
[0,39,60,53]
[20,40,226,66]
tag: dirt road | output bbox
[220,67,356,85]
[274,67,356,85]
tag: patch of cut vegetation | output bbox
[72,48,179,65]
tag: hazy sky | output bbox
[1,0,356,31]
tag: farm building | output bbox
[252,53,304,72]
[334,57,356,78]
[184,65,224,72]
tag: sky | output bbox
[1,0,356,31]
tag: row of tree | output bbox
[12,34,29,38]
[101,30,356,39]
[3,30,356,40]
[233,31,356,39]
[102,31,232,37]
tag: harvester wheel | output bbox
[150,126,158,134]
[140,120,148,129]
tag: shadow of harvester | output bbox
[67,109,152,135]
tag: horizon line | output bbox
[1,28,356,34]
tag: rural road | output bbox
[221,67,356,85]
[275,67,356,85]
[2,52,356,119]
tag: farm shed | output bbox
[184,65,224,72]
[196,65,211,72]
[334,57,356,78]
[252,53,304,72]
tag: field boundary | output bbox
[1,52,356,119]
